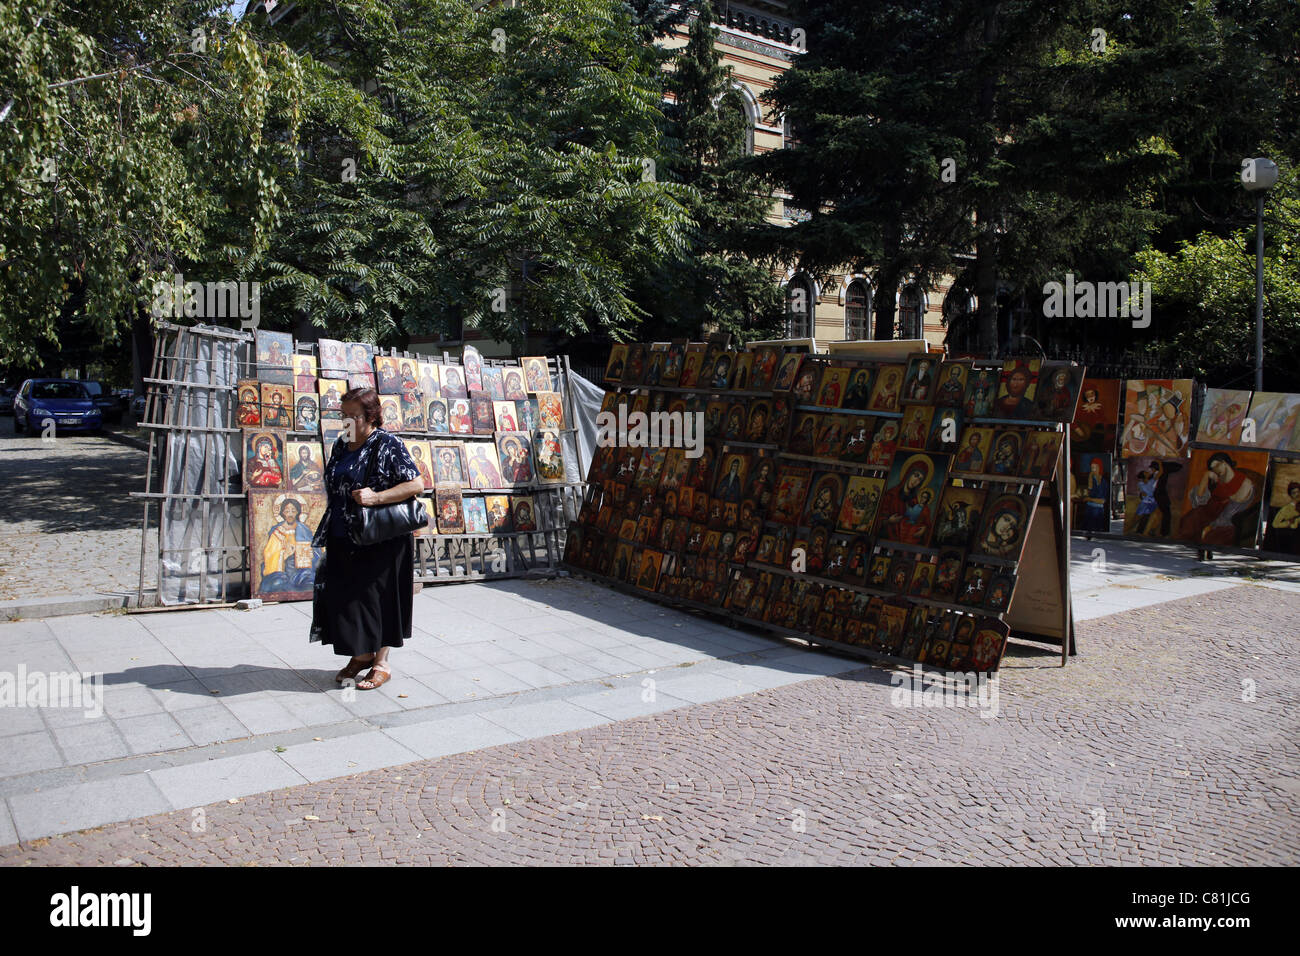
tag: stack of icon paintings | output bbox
[565,343,1082,672]
[239,335,576,597]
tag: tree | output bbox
[0,2,304,368]
[627,0,783,343]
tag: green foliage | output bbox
[0,1,304,366]
[1136,168,1300,391]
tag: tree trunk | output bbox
[874,268,899,341]
[975,3,1000,353]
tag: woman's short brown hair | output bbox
[341,387,383,426]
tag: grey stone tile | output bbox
[277,730,421,783]
[605,643,699,669]
[0,705,46,736]
[418,670,493,703]
[370,676,450,711]
[52,720,132,765]
[0,802,15,848]
[566,647,644,676]
[1,640,74,672]
[102,684,167,720]
[171,705,251,747]
[8,773,172,842]
[277,691,357,725]
[149,751,308,809]
[449,665,532,697]
[0,730,65,776]
[482,699,608,739]
[562,687,693,722]
[532,654,608,683]
[651,671,761,704]
[115,712,191,755]
[385,714,524,760]
[217,697,305,736]
[196,668,315,697]
[150,680,223,713]
[524,630,601,655]
[0,619,57,647]
[494,659,573,690]
[728,662,819,691]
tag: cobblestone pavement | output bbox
[2,584,1295,865]
[0,427,156,600]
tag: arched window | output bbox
[899,286,924,339]
[845,280,872,340]
[786,275,815,338]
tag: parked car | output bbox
[0,387,15,415]
[131,393,147,419]
[80,380,126,424]
[13,379,103,434]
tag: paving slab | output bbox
[7,774,171,843]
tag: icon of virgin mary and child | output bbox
[876,456,938,546]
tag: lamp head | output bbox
[1241,157,1278,192]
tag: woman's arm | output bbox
[352,479,424,507]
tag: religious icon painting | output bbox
[460,345,484,392]
[722,402,748,441]
[431,442,468,488]
[840,366,875,411]
[839,416,874,464]
[802,471,846,530]
[417,362,442,403]
[770,466,812,525]
[788,412,819,456]
[874,451,948,547]
[440,365,468,402]
[969,617,1010,672]
[514,399,537,433]
[484,494,513,533]
[641,350,667,389]
[839,472,886,534]
[1262,460,1300,556]
[679,346,705,389]
[1035,363,1083,422]
[897,405,934,451]
[987,428,1024,476]
[933,484,988,550]
[813,415,847,460]
[294,392,320,434]
[962,365,999,419]
[661,343,686,387]
[790,360,821,406]
[630,548,661,592]
[900,353,939,405]
[731,351,755,391]
[343,342,374,378]
[1070,377,1120,452]
[427,399,450,434]
[706,352,734,391]
[481,366,506,401]
[448,399,473,435]
[877,603,911,657]
[400,393,425,431]
[492,400,520,432]
[1247,392,1300,451]
[243,429,287,490]
[761,397,789,446]
[461,496,489,535]
[468,393,495,435]
[255,330,294,384]
[886,553,915,594]
[1019,429,1063,480]
[909,561,936,600]
[925,406,963,454]
[621,344,648,387]
[814,365,850,409]
[1176,447,1269,547]
[604,344,629,384]
[286,440,325,493]
[984,570,1017,612]
[317,339,349,379]
[317,378,345,417]
[533,430,566,484]
[248,488,325,601]
[932,361,970,409]
[403,439,435,490]
[435,486,465,535]
[536,392,563,431]
[749,346,780,391]
[932,549,964,603]
[512,495,538,533]
[994,358,1041,418]
[866,553,892,589]
[496,432,535,486]
[236,380,262,427]
[290,355,318,394]
[412,497,436,537]
[737,400,769,444]
[713,452,750,504]
[348,369,377,390]
[378,395,402,432]
[260,383,294,429]
[374,355,404,395]
[772,352,803,392]
[957,562,993,607]
[952,425,993,473]
[865,419,899,468]
[973,493,1034,561]
[868,364,904,412]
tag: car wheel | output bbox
[13,412,23,434]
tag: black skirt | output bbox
[315,534,414,657]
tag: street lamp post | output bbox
[1241,157,1278,391]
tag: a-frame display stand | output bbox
[1004,432,1076,664]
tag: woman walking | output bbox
[311,388,424,689]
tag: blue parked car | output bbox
[13,379,103,434]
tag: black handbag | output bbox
[347,496,428,546]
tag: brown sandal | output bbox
[335,655,374,684]
[356,666,391,690]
